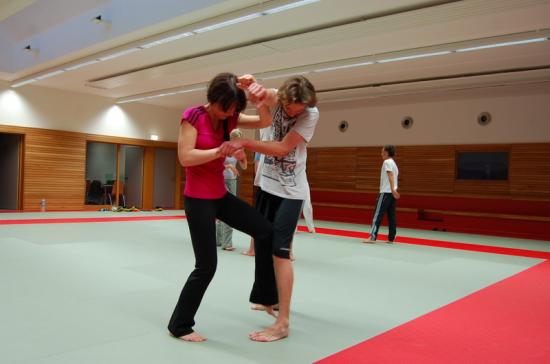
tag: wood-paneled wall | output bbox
[5,121,546,212]
[303,144,550,200]
[24,129,87,210]
[238,151,255,205]
[0,124,179,211]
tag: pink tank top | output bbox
[182,106,238,199]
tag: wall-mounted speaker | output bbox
[338,120,349,132]
[401,116,413,129]
[477,112,492,126]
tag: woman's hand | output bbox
[233,149,248,170]
[247,83,268,107]
[219,140,245,157]
[237,74,257,89]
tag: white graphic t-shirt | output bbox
[254,105,319,200]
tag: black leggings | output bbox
[249,188,303,306]
[168,193,272,337]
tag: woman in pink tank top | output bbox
[168,73,273,342]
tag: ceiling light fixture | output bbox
[140,32,194,48]
[34,70,66,80]
[116,85,206,104]
[63,59,100,71]
[456,37,548,52]
[313,61,374,73]
[263,0,320,15]
[11,79,38,88]
[261,71,311,80]
[97,48,141,61]
[377,51,451,63]
[117,97,146,104]
[193,13,263,33]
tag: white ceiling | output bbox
[0,0,108,41]
[0,0,36,22]
[1,0,550,109]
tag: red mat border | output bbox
[0,215,186,225]
[314,259,550,364]
[297,226,550,260]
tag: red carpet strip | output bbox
[0,215,186,225]
[297,226,550,260]
[315,259,550,364]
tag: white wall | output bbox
[0,84,181,141]
[2,82,549,147]
[311,84,550,147]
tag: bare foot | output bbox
[251,303,279,317]
[251,303,279,311]
[290,253,295,261]
[385,240,394,244]
[173,331,207,342]
[249,323,289,342]
[241,250,255,256]
[222,246,236,251]
[362,239,376,244]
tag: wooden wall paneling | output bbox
[238,151,255,205]
[142,147,155,210]
[4,121,549,211]
[356,147,382,191]
[509,143,550,198]
[306,144,550,201]
[398,145,455,194]
[23,128,87,211]
[307,147,358,190]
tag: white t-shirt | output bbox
[254,105,319,200]
[380,158,399,193]
[223,156,237,180]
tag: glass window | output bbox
[457,151,509,180]
[85,142,116,205]
[153,148,177,208]
[119,145,144,208]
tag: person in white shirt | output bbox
[363,145,400,244]
[220,75,318,342]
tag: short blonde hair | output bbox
[277,76,317,107]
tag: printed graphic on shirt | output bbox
[262,106,298,187]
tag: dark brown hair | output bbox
[207,73,247,113]
[383,145,396,157]
[277,76,317,107]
